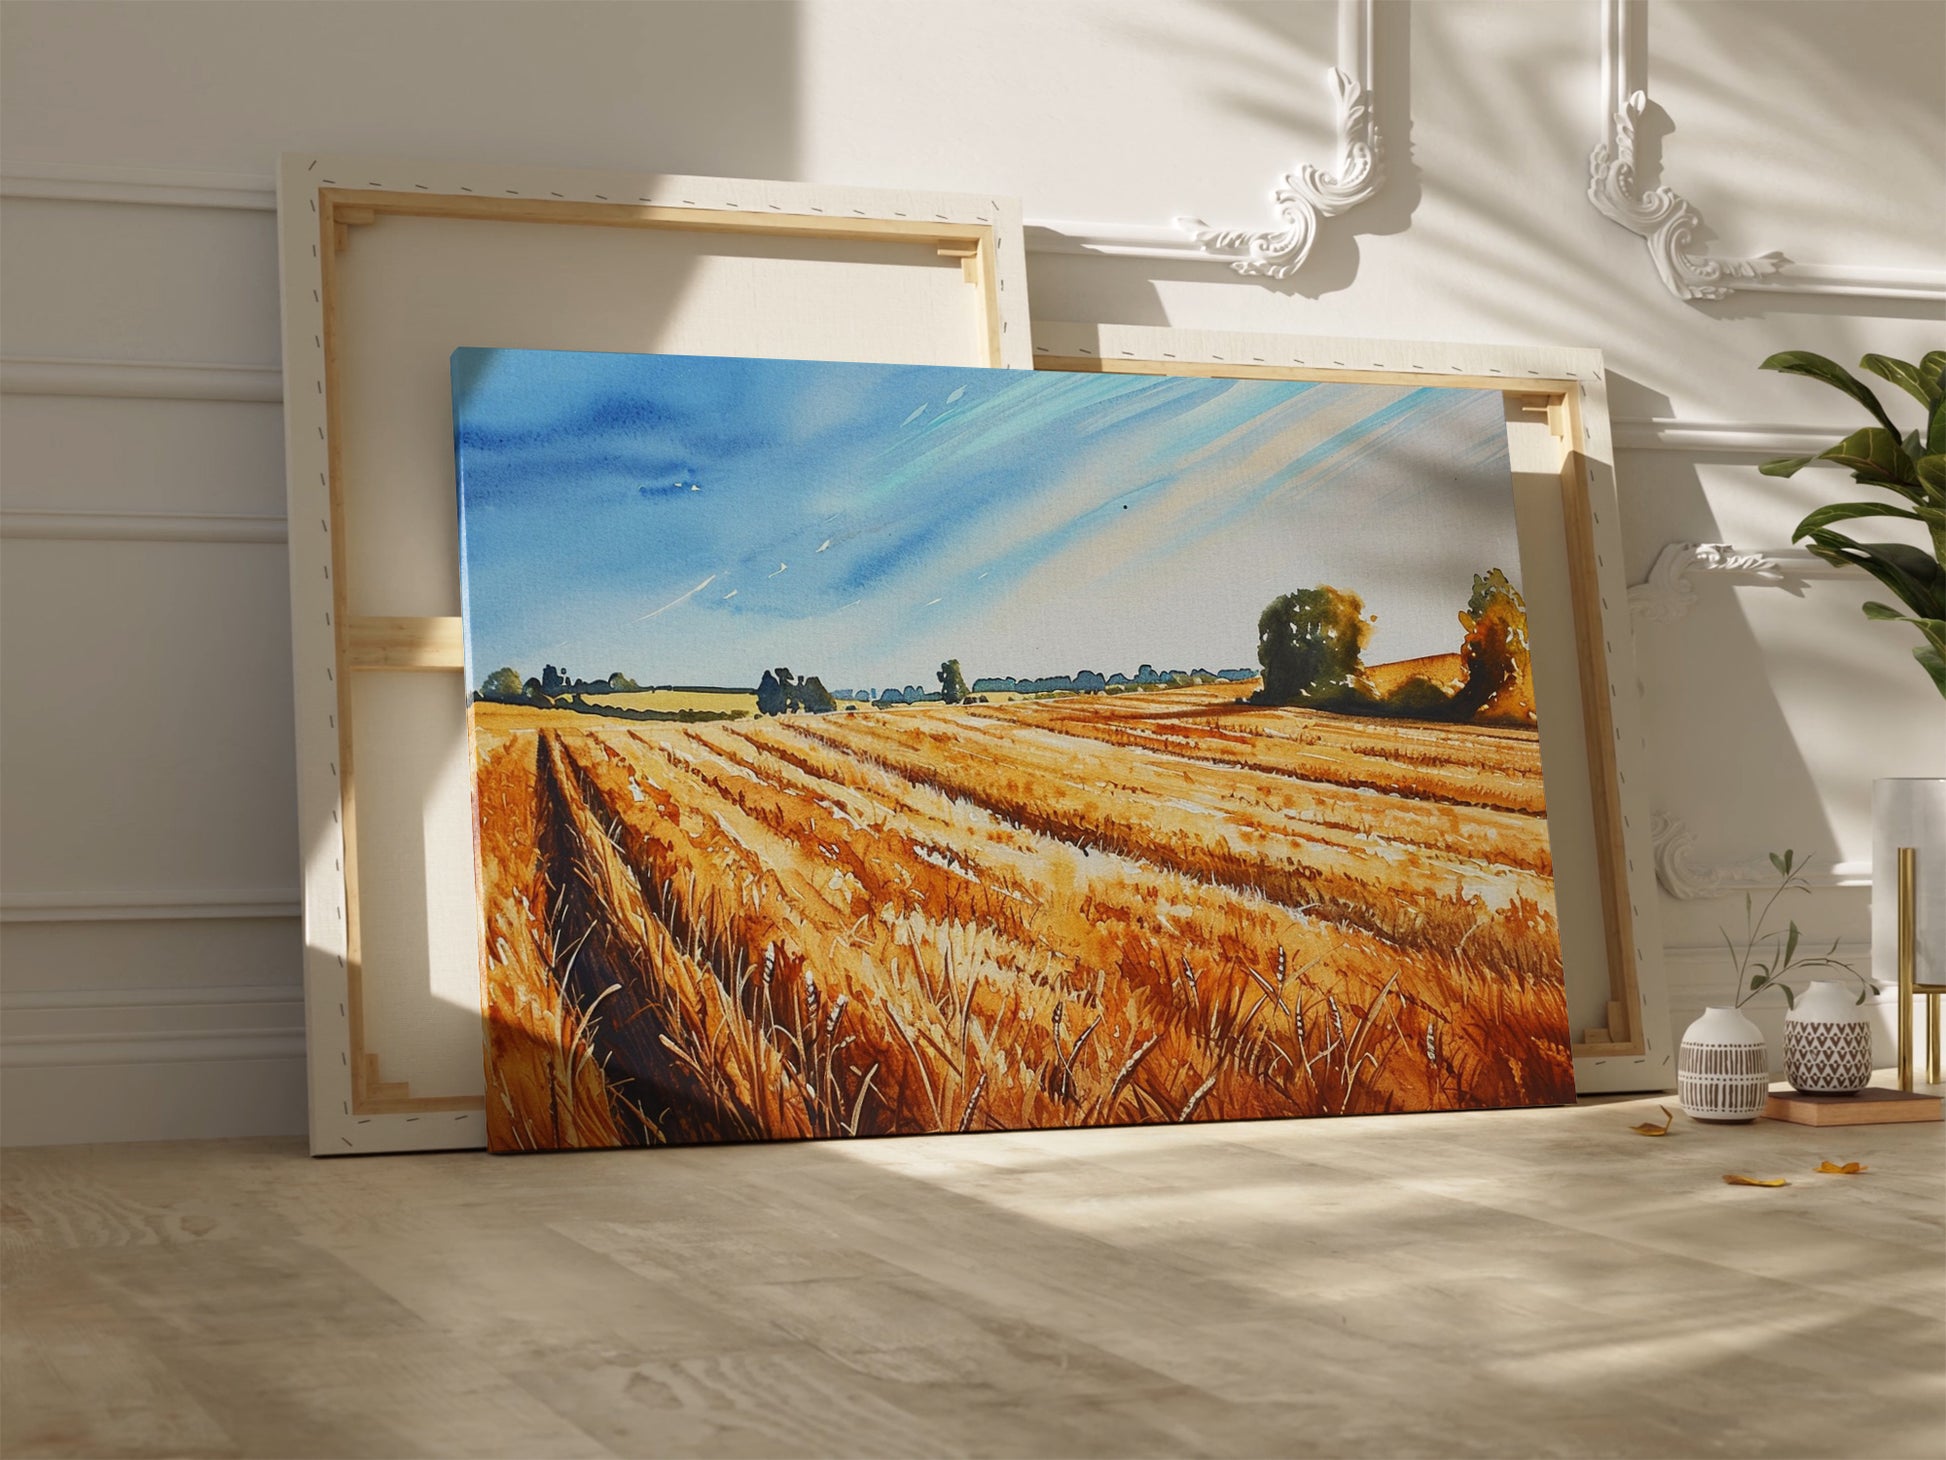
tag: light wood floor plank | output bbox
[3,1093,1941,1458]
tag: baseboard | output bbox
[1,1057,305,1146]
[0,981,306,1145]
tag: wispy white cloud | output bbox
[634,573,716,621]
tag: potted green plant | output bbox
[1759,352,1943,1075]
[1678,850,1875,1121]
[1757,349,1944,698]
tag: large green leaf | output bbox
[1800,531,1946,619]
[1793,501,1925,536]
[1922,351,1946,392]
[1918,454,1946,502]
[1861,603,1946,657]
[1818,427,1918,492]
[1862,353,1943,409]
[1916,644,1946,698]
[1930,395,1946,456]
[1762,350,1901,437]
[1760,455,1814,478]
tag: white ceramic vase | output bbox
[1783,980,1872,1095]
[1678,1005,1769,1122]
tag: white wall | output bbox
[3,0,1941,1144]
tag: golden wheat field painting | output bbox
[452,347,1575,1152]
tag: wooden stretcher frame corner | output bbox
[1030,321,1671,1097]
[276,153,1032,1154]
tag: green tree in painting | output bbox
[757,668,793,716]
[1253,586,1371,705]
[1451,569,1535,724]
[937,659,970,704]
[479,666,526,703]
[796,676,838,713]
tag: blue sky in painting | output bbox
[453,348,1519,693]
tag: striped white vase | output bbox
[1678,1005,1770,1122]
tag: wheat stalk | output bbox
[1179,1071,1218,1121]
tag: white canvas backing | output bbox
[278,154,1030,1151]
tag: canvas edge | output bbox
[1029,320,1672,1097]
[278,153,1035,1154]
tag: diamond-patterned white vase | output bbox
[1784,980,1872,1095]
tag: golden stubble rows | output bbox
[472,687,1575,1150]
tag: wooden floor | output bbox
[3,1092,1941,1459]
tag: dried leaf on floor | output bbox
[1814,1160,1868,1175]
[1630,1106,1676,1136]
[1722,1174,1790,1188]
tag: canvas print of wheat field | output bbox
[453,347,1575,1152]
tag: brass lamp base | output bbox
[1896,845,1945,1091]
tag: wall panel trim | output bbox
[12,119,1939,302]
[1610,419,1853,455]
[0,983,305,1071]
[0,509,288,544]
[0,1033,304,1068]
[0,350,1853,461]
[0,891,302,923]
[0,355,281,402]
[0,159,277,211]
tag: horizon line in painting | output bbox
[453,346,1575,1152]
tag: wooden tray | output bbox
[1763,1087,1944,1127]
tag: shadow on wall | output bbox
[1148,0,1940,333]
[1610,364,1834,903]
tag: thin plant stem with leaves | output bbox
[1722,849,1879,1010]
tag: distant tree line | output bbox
[1250,570,1535,725]
[476,663,641,705]
[831,662,1256,703]
[984,666,1255,696]
[474,664,744,723]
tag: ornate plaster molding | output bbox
[1588,0,1783,301]
[1629,542,1850,624]
[1174,50,1383,278]
[1031,0,1384,278]
[1589,0,1942,305]
[1651,813,1870,899]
